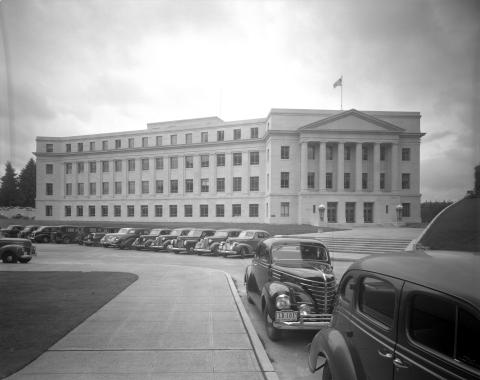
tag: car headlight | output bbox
[299,303,312,316]
[232,242,238,247]
[113,237,119,242]
[208,239,213,244]
[275,294,291,310]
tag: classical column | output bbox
[391,142,399,192]
[355,143,362,191]
[373,143,380,192]
[337,142,344,192]
[300,142,308,191]
[319,142,326,191]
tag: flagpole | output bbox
[341,76,343,110]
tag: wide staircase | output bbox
[316,236,412,256]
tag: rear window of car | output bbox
[358,276,396,328]
[238,231,254,238]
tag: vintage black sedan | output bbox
[101,227,151,249]
[169,228,216,254]
[1,225,24,238]
[194,228,242,256]
[150,228,192,251]
[132,228,172,250]
[1,237,36,263]
[244,237,336,341]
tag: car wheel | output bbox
[212,246,219,256]
[2,252,18,263]
[42,236,50,243]
[322,361,332,380]
[63,237,71,244]
[263,306,281,341]
[187,245,194,254]
[223,251,228,258]
[239,247,247,258]
[19,258,31,264]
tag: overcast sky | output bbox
[0,0,478,201]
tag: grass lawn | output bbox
[0,271,138,379]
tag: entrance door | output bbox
[364,202,374,223]
[346,202,356,223]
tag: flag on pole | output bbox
[333,76,342,88]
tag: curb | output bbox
[225,273,280,380]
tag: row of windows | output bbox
[44,127,260,153]
[45,203,262,218]
[304,145,411,161]
[305,172,411,190]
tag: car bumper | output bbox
[219,249,238,255]
[169,247,187,253]
[273,314,332,330]
[194,248,212,254]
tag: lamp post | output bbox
[318,204,326,232]
[396,204,403,226]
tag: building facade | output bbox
[34,108,423,225]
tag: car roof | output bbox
[217,228,242,232]
[350,251,480,309]
[240,229,269,234]
[263,236,329,247]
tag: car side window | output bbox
[358,276,396,328]
[340,276,355,303]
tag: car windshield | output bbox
[418,196,480,252]
[169,229,182,236]
[213,231,229,238]
[271,243,328,262]
[238,231,254,238]
[117,228,132,234]
[149,229,163,235]
[6,225,18,230]
[187,230,203,237]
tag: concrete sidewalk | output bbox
[9,266,278,380]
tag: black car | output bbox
[75,226,107,244]
[1,237,36,263]
[1,225,24,238]
[169,228,216,254]
[101,228,151,249]
[83,232,107,246]
[244,237,336,341]
[132,228,172,250]
[51,225,82,244]
[30,226,60,243]
[18,225,40,239]
[150,228,192,251]
[194,228,242,256]
[308,194,480,380]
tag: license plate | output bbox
[275,310,298,322]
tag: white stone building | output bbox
[34,108,423,225]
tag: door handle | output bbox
[377,350,393,359]
[393,358,408,369]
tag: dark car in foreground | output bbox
[245,237,336,341]
[1,237,36,263]
[150,228,192,251]
[132,228,172,250]
[30,226,60,243]
[169,228,216,254]
[308,194,480,380]
[18,225,40,239]
[194,228,242,255]
[1,225,24,238]
[101,228,151,249]
[219,230,270,258]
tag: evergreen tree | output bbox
[0,162,19,206]
[18,158,36,207]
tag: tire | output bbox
[223,251,228,258]
[212,246,219,256]
[63,237,71,244]
[19,258,31,264]
[263,306,281,341]
[187,245,194,254]
[2,252,18,263]
[42,236,50,243]
[239,247,247,258]
[322,361,332,380]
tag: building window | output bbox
[249,204,259,217]
[216,153,225,167]
[307,172,315,189]
[201,132,208,143]
[115,181,122,194]
[281,146,290,159]
[362,173,368,190]
[115,139,121,149]
[66,143,71,152]
[170,156,178,169]
[102,161,109,172]
[89,205,95,217]
[249,151,259,165]
[89,182,96,195]
[76,205,83,217]
[402,173,410,189]
[217,130,224,141]
[345,202,355,223]
[185,133,192,144]
[326,172,333,189]
[128,138,134,148]
[127,205,134,217]
[89,141,95,151]
[200,155,209,167]
[65,163,72,174]
[216,204,225,217]
[344,173,351,189]
[402,203,410,217]
[102,140,108,150]
[128,159,135,171]
[185,156,193,168]
[169,205,177,217]
[170,180,178,193]
[170,134,177,145]
[201,178,209,192]
[250,176,259,191]
[280,172,289,188]
[327,202,337,223]
[89,161,97,173]
[402,148,411,161]
[380,173,385,190]
[141,205,148,217]
[233,177,242,191]
[326,145,333,160]
[250,127,258,138]
[232,204,241,217]
[101,205,108,217]
[141,158,149,170]
[363,202,374,223]
[200,204,208,217]
[185,179,193,193]
[65,205,71,217]
[233,128,241,140]
[216,178,225,192]
[380,145,386,161]
[233,152,242,166]
[142,137,148,147]
[65,183,72,195]
[77,183,84,195]
[77,142,83,152]
[362,146,368,160]
[46,164,53,174]
[141,181,149,194]
[114,205,121,217]
[184,205,193,217]
[156,180,164,193]
[155,157,164,169]
[46,183,53,195]
[308,145,315,159]
[114,160,122,172]
[77,162,84,173]
[156,136,163,146]
[102,182,109,195]
[281,202,290,217]
[128,181,135,194]
[344,146,351,160]
[46,143,54,152]
[155,205,163,217]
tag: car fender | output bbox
[210,242,220,250]
[235,243,251,253]
[0,244,23,256]
[308,328,357,380]
[261,281,290,315]
[244,264,253,285]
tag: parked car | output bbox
[18,225,40,239]
[219,230,271,258]
[1,237,36,263]
[150,228,192,251]
[83,232,107,247]
[169,228,216,254]
[308,194,480,380]
[132,228,172,250]
[30,226,60,243]
[194,228,242,255]
[0,225,24,238]
[75,226,106,244]
[244,236,336,341]
[51,225,82,244]
[101,228,151,249]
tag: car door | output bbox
[250,242,270,304]
[348,273,403,380]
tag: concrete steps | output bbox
[316,237,411,256]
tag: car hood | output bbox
[272,261,333,281]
